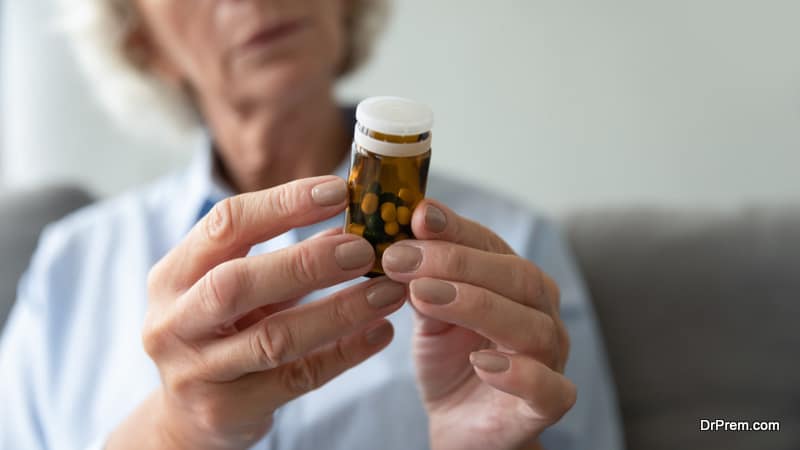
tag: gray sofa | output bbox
[0,186,94,329]
[1,186,798,450]
[566,207,800,450]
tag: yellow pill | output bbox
[396,206,411,225]
[348,223,365,237]
[394,233,409,242]
[376,242,391,257]
[384,221,400,236]
[361,192,379,215]
[398,188,416,206]
[380,202,397,222]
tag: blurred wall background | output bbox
[2,0,799,213]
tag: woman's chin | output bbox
[230,57,335,107]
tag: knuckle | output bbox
[251,321,291,368]
[483,234,498,254]
[447,210,462,236]
[282,357,323,396]
[194,400,227,433]
[472,287,496,315]
[526,371,576,422]
[166,369,199,400]
[146,263,166,298]
[287,244,320,286]
[495,232,515,254]
[444,245,469,278]
[333,336,351,365]
[545,274,562,311]
[526,367,552,403]
[269,184,296,218]
[205,197,238,243]
[464,216,510,254]
[543,319,560,363]
[518,260,545,305]
[199,267,235,320]
[328,295,358,330]
[141,320,170,358]
[527,316,559,367]
[557,319,571,369]
[141,309,179,359]
[563,380,578,412]
[481,229,503,254]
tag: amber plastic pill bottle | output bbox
[344,97,434,276]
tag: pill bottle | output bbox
[344,97,434,276]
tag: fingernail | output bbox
[470,352,510,373]
[424,205,447,233]
[335,239,374,270]
[366,280,406,309]
[382,244,422,273]
[365,321,393,345]
[411,279,456,305]
[312,179,347,206]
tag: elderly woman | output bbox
[0,1,622,449]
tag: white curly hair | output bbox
[58,0,390,141]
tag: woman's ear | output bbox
[123,22,183,85]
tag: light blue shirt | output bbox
[0,133,623,450]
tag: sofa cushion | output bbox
[565,206,800,450]
[0,186,93,330]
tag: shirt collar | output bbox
[162,128,218,247]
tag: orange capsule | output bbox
[348,223,365,237]
[361,193,379,215]
[384,221,400,236]
[380,202,397,222]
[396,206,411,225]
[398,188,416,206]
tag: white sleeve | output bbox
[0,231,112,450]
[0,268,53,450]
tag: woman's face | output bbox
[134,0,348,110]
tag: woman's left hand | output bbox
[382,199,576,450]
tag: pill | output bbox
[361,193,379,215]
[348,223,365,236]
[394,233,409,242]
[398,188,415,206]
[384,221,400,236]
[380,203,397,222]
[396,206,411,225]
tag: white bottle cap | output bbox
[356,96,434,136]
[354,96,434,157]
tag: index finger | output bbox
[152,176,348,293]
[410,198,515,255]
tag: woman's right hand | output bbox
[107,176,405,450]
